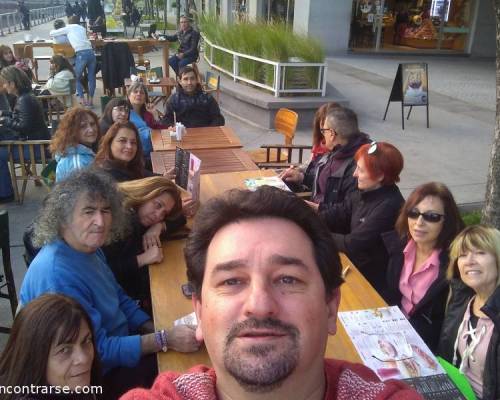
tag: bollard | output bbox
[0,15,4,37]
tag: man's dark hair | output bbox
[185,186,343,298]
[54,18,65,29]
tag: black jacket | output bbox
[438,280,500,400]
[0,91,49,140]
[166,27,200,59]
[383,230,450,352]
[98,159,154,182]
[101,43,134,91]
[304,133,371,206]
[319,184,404,300]
[162,88,225,128]
[102,212,186,303]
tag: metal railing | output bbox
[0,5,65,36]
[202,34,327,97]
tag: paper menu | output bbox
[244,176,291,192]
[338,306,444,381]
[175,147,201,202]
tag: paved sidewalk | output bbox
[0,21,496,346]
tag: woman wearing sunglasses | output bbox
[438,225,500,400]
[383,182,464,351]
[316,141,404,300]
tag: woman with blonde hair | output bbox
[102,176,185,308]
[438,225,500,400]
[50,107,100,182]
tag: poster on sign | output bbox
[402,63,428,106]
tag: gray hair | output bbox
[324,107,360,139]
[32,169,129,247]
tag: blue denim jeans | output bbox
[168,54,198,76]
[75,49,97,98]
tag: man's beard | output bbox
[223,317,300,393]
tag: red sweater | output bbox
[143,110,169,130]
[120,359,423,400]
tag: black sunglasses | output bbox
[407,208,444,223]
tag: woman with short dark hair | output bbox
[99,97,130,135]
[317,141,405,300]
[383,182,464,351]
[0,293,101,399]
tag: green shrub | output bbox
[198,15,325,90]
[461,210,482,226]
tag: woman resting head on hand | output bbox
[0,293,100,399]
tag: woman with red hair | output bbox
[317,141,405,300]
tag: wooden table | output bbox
[151,148,259,175]
[150,169,387,372]
[151,127,243,152]
[150,240,386,372]
[14,37,172,78]
[124,77,176,88]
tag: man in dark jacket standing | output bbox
[281,106,371,207]
[87,0,104,25]
[18,0,30,30]
[165,16,200,76]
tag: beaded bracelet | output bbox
[154,329,168,352]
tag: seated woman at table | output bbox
[102,176,190,308]
[383,182,464,351]
[94,121,153,182]
[41,54,75,98]
[128,82,167,159]
[0,66,50,202]
[315,141,404,300]
[161,66,225,128]
[99,97,130,134]
[438,225,500,400]
[0,293,101,399]
[0,45,34,81]
[50,107,100,182]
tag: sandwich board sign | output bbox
[383,63,429,130]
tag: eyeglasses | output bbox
[407,208,444,223]
[112,106,129,113]
[368,141,377,154]
[320,128,334,135]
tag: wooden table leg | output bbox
[162,43,170,78]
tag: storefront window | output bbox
[264,0,294,25]
[232,0,248,21]
[349,0,473,53]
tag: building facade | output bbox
[197,0,495,57]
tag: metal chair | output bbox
[0,210,17,334]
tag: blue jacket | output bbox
[19,239,150,372]
[129,110,152,157]
[55,144,95,182]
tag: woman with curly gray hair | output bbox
[19,169,200,398]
